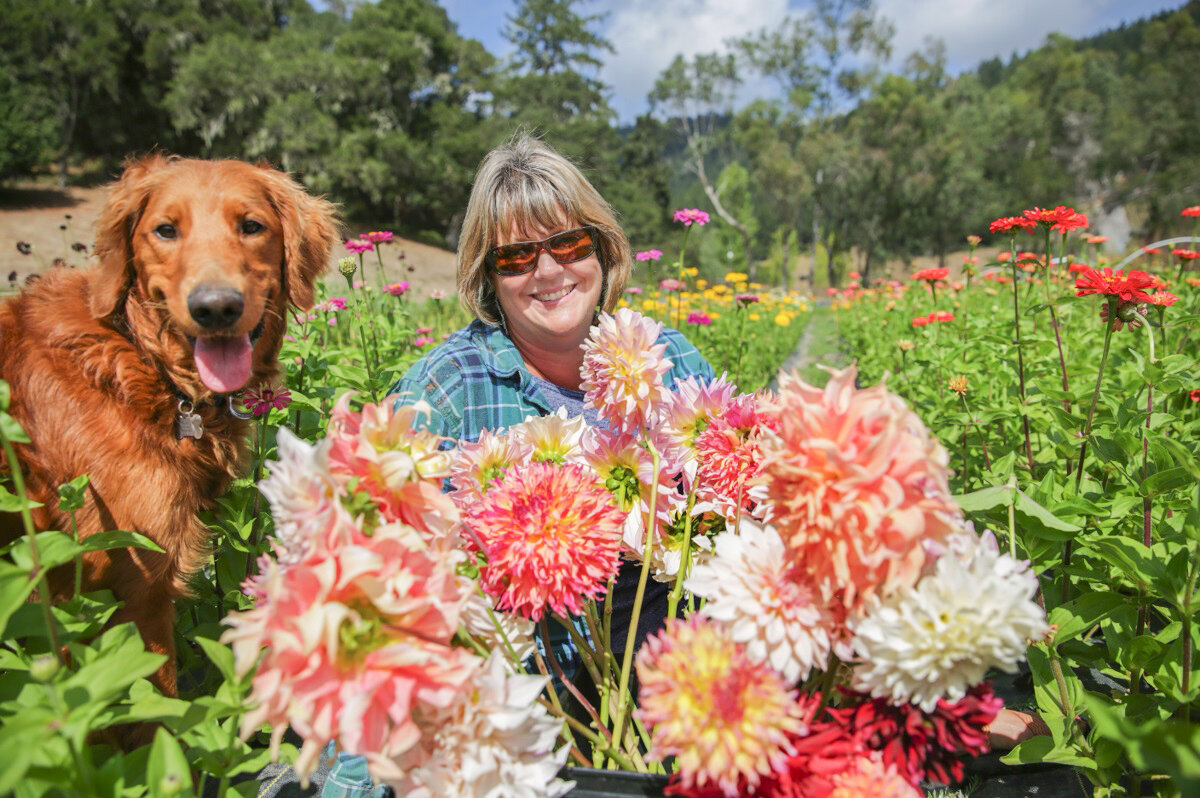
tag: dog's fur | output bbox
[0,155,337,701]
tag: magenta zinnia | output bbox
[242,383,293,416]
[581,307,674,435]
[464,462,624,621]
[637,616,806,797]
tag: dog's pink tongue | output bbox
[194,335,252,393]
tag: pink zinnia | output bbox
[686,311,712,326]
[637,249,664,261]
[363,230,394,244]
[414,336,435,348]
[345,239,375,254]
[637,616,805,797]
[757,366,960,613]
[464,462,624,621]
[385,281,409,296]
[581,308,674,436]
[827,288,839,297]
[626,286,643,295]
[736,293,760,306]
[660,278,686,291]
[673,208,711,226]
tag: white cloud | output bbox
[876,0,1180,70]
[596,0,789,121]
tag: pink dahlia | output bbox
[687,522,840,684]
[757,365,960,613]
[580,308,674,436]
[327,393,455,536]
[828,757,922,798]
[222,520,476,782]
[448,427,533,506]
[637,616,806,797]
[692,392,775,524]
[662,374,738,445]
[463,462,624,621]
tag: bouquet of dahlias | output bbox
[223,308,1048,798]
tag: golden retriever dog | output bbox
[0,155,338,707]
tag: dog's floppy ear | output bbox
[89,154,169,319]
[256,165,340,311]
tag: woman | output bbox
[313,135,714,798]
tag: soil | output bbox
[0,183,459,299]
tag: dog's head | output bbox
[90,155,339,394]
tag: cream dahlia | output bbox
[687,522,838,685]
[258,427,338,563]
[850,531,1048,711]
[458,578,536,664]
[387,654,572,798]
[636,616,806,797]
[463,462,625,621]
[580,307,673,435]
[448,427,532,506]
[510,406,588,465]
[758,365,961,612]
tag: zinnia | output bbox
[464,462,624,621]
[1074,267,1154,302]
[674,208,711,226]
[345,239,375,254]
[757,365,961,612]
[988,216,1036,234]
[637,249,664,261]
[1182,205,1200,217]
[637,616,806,797]
[910,268,948,283]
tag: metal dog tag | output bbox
[176,400,204,440]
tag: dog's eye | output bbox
[154,224,177,240]
[242,220,265,235]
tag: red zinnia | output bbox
[989,216,1036,234]
[911,316,930,328]
[1191,389,1200,402]
[1147,291,1178,307]
[1068,262,1089,273]
[1172,249,1200,261]
[931,311,955,323]
[911,268,948,283]
[1182,205,1200,217]
[1075,267,1155,302]
[1022,206,1088,233]
[1142,246,1162,255]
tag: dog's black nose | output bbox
[187,285,244,329]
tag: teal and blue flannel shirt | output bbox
[390,318,715,443]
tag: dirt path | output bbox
[0,183,459,298]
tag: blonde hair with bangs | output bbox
[457,134,631,327]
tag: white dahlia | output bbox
[387,654,573,798]
[850,530,1049,711]
[510,407,588,466]
[687,521,837,684]
[459,578,537,664]
[258,427,337,563]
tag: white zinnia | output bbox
[686,521,835,684]
[258,427,337,563]
[388,654,573,798]
[850,530,1049,711]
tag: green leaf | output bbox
[1050,592,1128,647]
[954,485,1011,513]
[0,380,9,410]
[80,529,165,554]
[147,727,194,798]
[1082,694,1200,790]
[0,411,30,443]
[195,636,239,686]
[7,530,82,571]
[1141,467,1193,497]
[0,564,37,633]
[57,475,90,512]
[1083,536,1167,590]
[0,484,42,512]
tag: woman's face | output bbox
[491,216,604,349]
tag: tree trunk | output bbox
[693,152,755,279]
[780,232,790,290]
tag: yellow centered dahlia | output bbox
[510,407,587,465]
[636,616,806,797]
[758,365,961,612]
[580,307,674,435]
[464,462,625,621]
[449,428,532,505]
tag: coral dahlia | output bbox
[464,462,625,621]
[757,365,961,612]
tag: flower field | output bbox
[1,204,1198,798]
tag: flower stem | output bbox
[1047,230,1072,416]
[675,227,693,330]
[611,442,661,760]
[1008,238,1036,473]
[1065,297,1117,604]
[667,493,697,620]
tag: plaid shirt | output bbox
[389,318,716,443]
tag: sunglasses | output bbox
[486,226,598,276]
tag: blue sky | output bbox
[374,0,1187,121]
